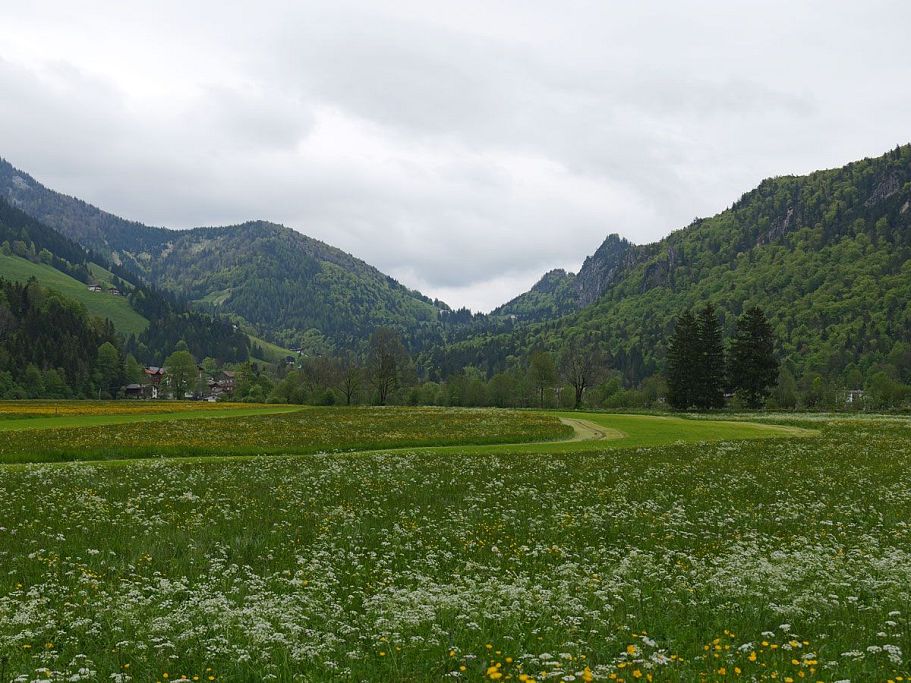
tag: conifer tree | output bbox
[694,304,725,410]
[729,306,779,408]
[666,309,698,410]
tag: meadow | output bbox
[0,406,909,681]
[0,253,149,335]
[0,405,571,462]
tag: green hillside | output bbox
[491,268,579,322]
[0,252,148,334]
[248,334,296,365]
[435,144,911,391]
[0,159,450,350]
[142,221,444,349]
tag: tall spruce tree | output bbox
[728,306,779,408]
[666,309,699,410]
[694,304,725,410]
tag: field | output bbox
[1,405,910,681]
[0,253,149,334]
[0,405,572,463]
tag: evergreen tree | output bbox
[694,304,725,410]
[728,306,779,408]
[666,309,698,410]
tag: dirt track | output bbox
[558,417,625,442]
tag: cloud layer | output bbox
[1,1,909,311]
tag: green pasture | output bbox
[0,404,302,431]
[0,252,149,334]
[0,403,815,464]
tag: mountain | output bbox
[434,144,911,389]
[491,269,577,322]
[491,235,637,322]
[7,143,911,395]
[0,197,250,364]
[0,159,448,350]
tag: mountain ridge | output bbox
[0,158,450,349]
[431,143,911,387]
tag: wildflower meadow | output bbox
[0,408,909,682]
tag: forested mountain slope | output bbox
[433,144,911,388]
[0,252,148,335]
[0,197,249,364]
[0,158,447,349]
[134,221,444,349]
[491,269,578,322]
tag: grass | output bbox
[0,402,809,463]
[248,334,297,364]
[0,401,302,431]
[0,252,149,334]
[3,407,907,681]
[0,405,573,463]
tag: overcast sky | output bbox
[1,2,909,311]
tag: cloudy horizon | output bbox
[1,1,909,312]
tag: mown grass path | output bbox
[408,411,817,461]
[558,416,624,441]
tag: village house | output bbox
[123,383,143,399]
[207,370,236,399]
[143,366,166,399]
[87,284,102,293]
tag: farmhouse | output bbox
[207,370,236,399]
[143,366,165,399]
[87,284,102,293]
[123,383,144,399]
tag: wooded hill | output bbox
[431,144,911,392]
[0,158,451,351]
[0,197,249,365]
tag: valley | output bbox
[0,403,906,681]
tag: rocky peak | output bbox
[574,233,635,306]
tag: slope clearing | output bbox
[0,252,148,334]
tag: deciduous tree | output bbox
[164,349,197,399]
[558,336,605,409]
[528,350,556,408]
[367,327,408,405]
